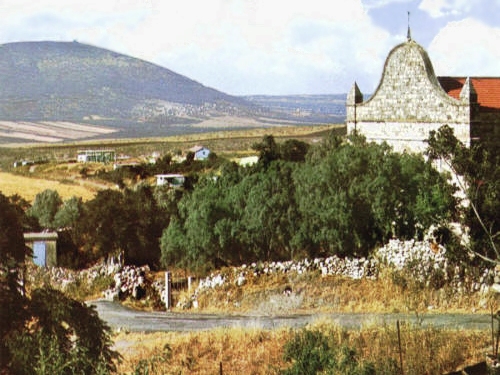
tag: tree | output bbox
[28,189,63,229]
[0,192,30,369]
[280,139,310,162]
[76,187,167,267]
[53,196,83,230]
[76,189,126,262]
[239,161,301,260]
[6,288,119,375]
[8,194,39,232]
[426,125,500,263]
[252,134,279,167]
[121,184,168,266]
[0,192,119,373]
[294,135,456,258]
[154,153,173,173]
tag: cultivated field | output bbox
[0,120,117,143]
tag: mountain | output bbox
[0,41,253,122]
[0,41,346,143]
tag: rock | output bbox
[490,284,500,294]
[236,274,246,286]
[103,288,119,301]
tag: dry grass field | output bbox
[114,322,490,374]
[0,120,117,143]
[0,171,100,202]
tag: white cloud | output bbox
[419,0,480,18]
[0,0,401,94]
[103,0,394,94]
[362,0,413,10]
[428,18,500,77]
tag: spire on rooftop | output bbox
[407,11,412,41]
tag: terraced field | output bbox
[0,121,117,143]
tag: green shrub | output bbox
[5,287,120,375]
[281,329,381,375]
[133,344,172,375]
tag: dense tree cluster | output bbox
[14,130,483,273]
[160,133,457,272]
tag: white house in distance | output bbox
[77,149,116,163]
[189,145,211,160]
[156,173,185,188]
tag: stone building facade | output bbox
[346,37,500,153]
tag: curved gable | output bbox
[349,40,468,124]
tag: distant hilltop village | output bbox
[346,33,500,154]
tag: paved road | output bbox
[90,300,492,332]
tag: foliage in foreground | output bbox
[282,329,381,375]
[0,192,119,374]
[426,124,500,264]
[282,323,491,375]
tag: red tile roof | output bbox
[438,77,500,111]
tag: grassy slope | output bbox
[0,171,99,202]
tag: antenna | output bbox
[407,11,412,41]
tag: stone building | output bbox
[24,232,58,267]
[346,35,500,153]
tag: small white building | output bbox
[77,149,116,163]
[189,145,211,160]
[156,174,185,188]
[238,156,259,167]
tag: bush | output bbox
[281,329,379,375]
[5,287,120,375]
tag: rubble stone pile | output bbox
[102,265,150,301]
[26,260,122,292]
[376,239,495,293]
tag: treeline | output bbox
[9,130,466,272]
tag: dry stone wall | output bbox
[192,239,495,299]
[28,239,499,311]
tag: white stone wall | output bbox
[350,121,470,153]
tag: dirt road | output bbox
[90,300,491,332]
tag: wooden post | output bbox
[188,276,192,293]
[165,272,172,310]
[397,320,404,375]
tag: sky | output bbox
[0,0,499,96]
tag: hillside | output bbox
[0,41,264,142]
[0,41,250,119]
[0,41,347,144]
